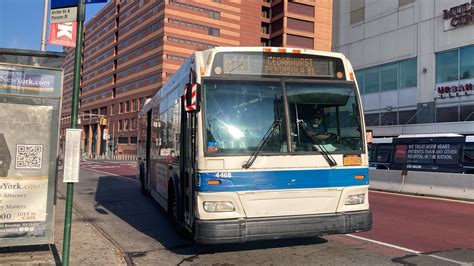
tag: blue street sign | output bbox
[86,0,108,4]
[51,0,107,9]
[51,0,76,9]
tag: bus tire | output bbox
[168,182,193,239]
[139,164,149,196]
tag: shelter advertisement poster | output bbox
[0,64,55,95]
[0,103,52,238]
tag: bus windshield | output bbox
[287,82,363,153]
[204,80,286,155]
[204,79,362,155]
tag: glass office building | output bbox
[333,0,474,136]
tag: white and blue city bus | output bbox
[137,47,371,244]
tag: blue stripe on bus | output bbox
[197,167,369,192]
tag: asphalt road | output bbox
[67,160,474,265]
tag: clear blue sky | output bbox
[0,0,108,52]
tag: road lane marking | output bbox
[81,167,138,183]
[370,190,474,205]
[347,234,469,265]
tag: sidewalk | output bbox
[0,190,125,265]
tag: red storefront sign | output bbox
[436,82,473,98]
[49,22,77,48]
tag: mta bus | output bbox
[369,134,474,173]
[137,47,371,244]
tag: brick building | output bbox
[60,0,333,157]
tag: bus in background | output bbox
[368,137,393,170]
[369,133,474,173]
[137,47,371,244]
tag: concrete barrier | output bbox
[402,171,474,200]
[369,169,404,192]
[369,169,474,200]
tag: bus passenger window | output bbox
[463,145,474,164]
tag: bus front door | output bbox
[180,100,196,231]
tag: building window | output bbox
[208,27,220,36]
[436,50,458,83]
[170,0,220,20]
[261,7,270,18]
[355,70,364,94]
[286,34,313,49]
[118,120,123,131]
[357,58,417,93]
[124,119,129,131]
[130,137,138,144]
[436,106,459,123]
[460,104,474,121]
[364,67,380,94]
[125,101,130,112]
[399,0,415,6]
[272,2,283,16]
[261,23,269,34]
[365,113,379,126]
[99,107,107,116]
[118,137,128,144]
[381,63,398,91]
[271,18,283,34]
[132,99,138,111]
[350,0,365,24]
[287,2,314,17]
[460,46,474,80]
[398,110,416,124]
[209,11,220,19]
[287,18,314,33]
[380,111,398,125]
[400,59,417,88]
[139,97,145,110]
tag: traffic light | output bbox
[99,117,108,126]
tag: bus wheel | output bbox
[140,164,149,196]
[167,184,193,239]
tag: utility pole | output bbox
[62,0,85,265]
[40,0,49,51]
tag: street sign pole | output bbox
[62,0,85,265]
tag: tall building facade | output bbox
[60,0,333,157]
[333,0,474,137]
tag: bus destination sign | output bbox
[212,52,343,78]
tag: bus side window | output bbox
[376,144,392,163]
[463,144,474,164]
[368,144,377,162]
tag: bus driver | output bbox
[300,110,331,141]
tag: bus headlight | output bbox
[345,193,365,205]
[203,201,235,212]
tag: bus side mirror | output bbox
[184,82,201,112]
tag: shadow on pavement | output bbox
[94,175,329,256]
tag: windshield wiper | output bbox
[297,121,337,167]
[242,120,281,169]
[313,143,337,167]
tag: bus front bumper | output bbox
[194,210,372,244]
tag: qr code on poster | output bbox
[16,145,43,169]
